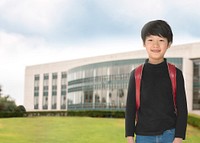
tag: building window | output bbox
[61,96,66,109]
[34,96,39,109]
[51,73,57,109]
[61,72,67,109]
[62,72,67,78]
[193,59,200,110]
[51,95,57,109]
[44,74,49,80]
[43,73,49,109]
[34,74,40,109]
[52,73,58,79]
[43,96,48,109]
[67,58,182,110]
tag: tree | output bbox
[0,95,17,112]
[0,85,2,97]
[0,86,25,117]
[15,105,26,113]
[0,96,27,117]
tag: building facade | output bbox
[24,42,200,114]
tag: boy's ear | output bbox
[168,42,172,48]
[143,41,146,47]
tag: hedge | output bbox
[67,110,125,118]
[0,112,25,118]
[25,110,125,118]
[2,110,200,126]
[26,111,67,117]
[187,113,200,129]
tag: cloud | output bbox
[0,31,45,104]
[97,0,165,20]
[1,0,199,42]
[0,0,200,106]
[173,0,200,15]
[0,29,142,104]
[0,0,74,34]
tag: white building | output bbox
[24,42,200,114]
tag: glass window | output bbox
[34,96,39,109]
[193,59,200,110]
[52,73,57,79]
[34,74,40,109]
[67,58,183,110]
[43,73,49,109]
[44,73,49,80]
[51,95,57,109]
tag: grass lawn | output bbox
[0,117,199,143]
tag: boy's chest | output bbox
[140,69,172,101]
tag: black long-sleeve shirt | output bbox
[125,59,188,139]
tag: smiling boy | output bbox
[125,20,188,143]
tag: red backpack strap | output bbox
[167,63,177,112]
[134,64,143,111]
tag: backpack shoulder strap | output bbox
[167,63,177,112]
[134,64,144,111]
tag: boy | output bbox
[125,20,188,143]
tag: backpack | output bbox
[134,63,177,113]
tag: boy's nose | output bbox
[153,41,159,47]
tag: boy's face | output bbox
[143,35,171,64]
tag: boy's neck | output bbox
[148,58,164,65]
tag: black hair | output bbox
[141,20,173,44]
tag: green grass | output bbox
[0,117,126,143]
[184,124,200,143]
[0,117,199,143]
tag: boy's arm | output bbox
[125,71,136,137]
[174,69,188,140]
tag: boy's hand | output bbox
[173,138,183,143]
[127,136,134,143]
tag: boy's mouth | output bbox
[151,49,161,53]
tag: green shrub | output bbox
[187,114,200,129]
[26,110,125,118]
[0,112,24,118]
[67,110,125,118]
[26,111,67,117]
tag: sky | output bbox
[1,0,200,105]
